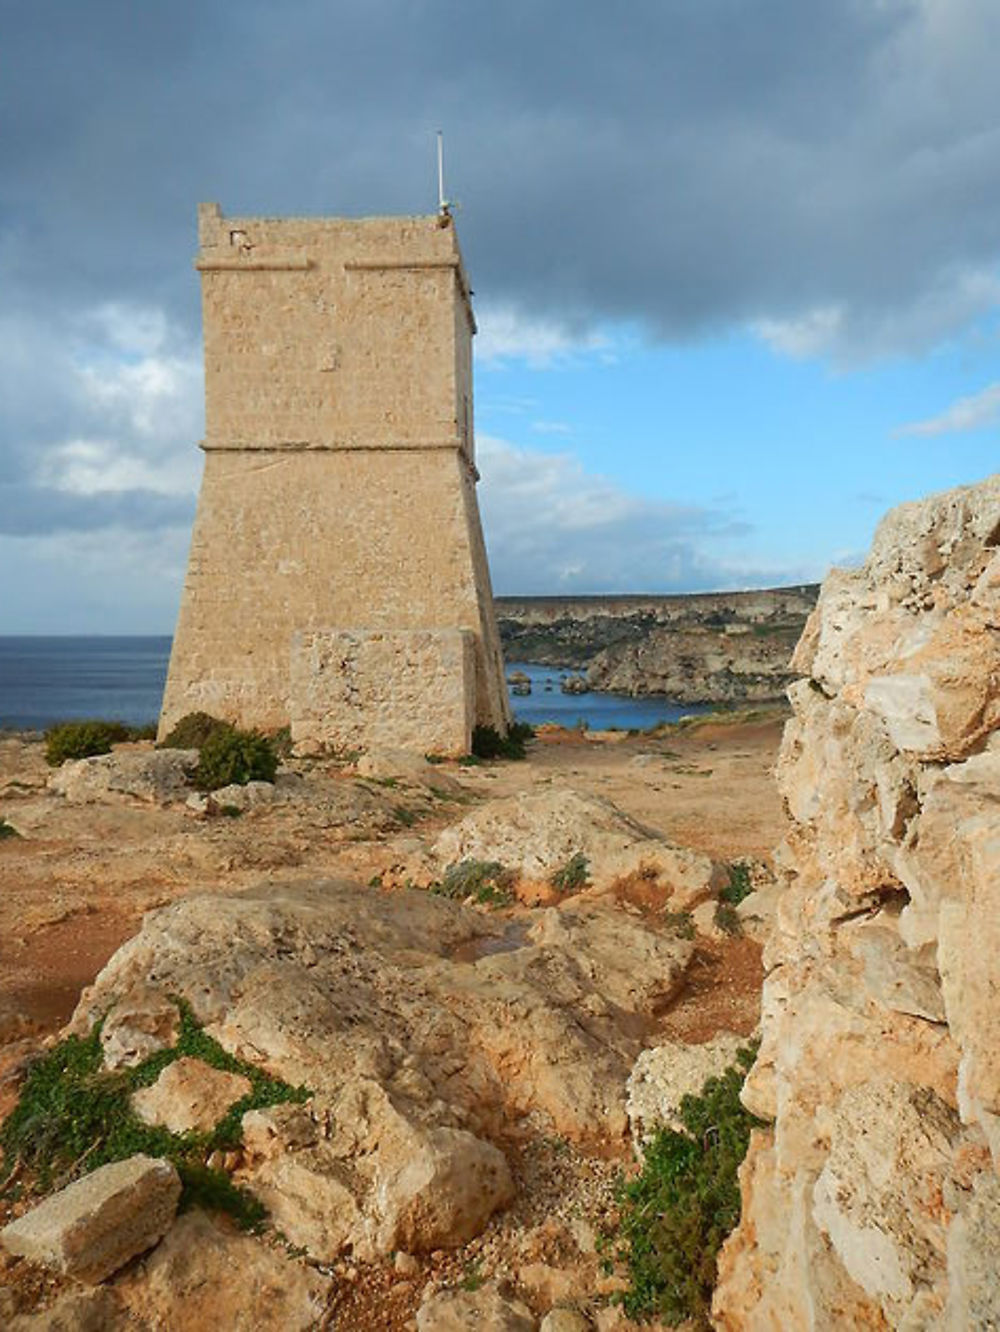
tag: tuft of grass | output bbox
[714,903,743,936]
[664,910,695,940]
[431,859,516,907]
[129,722,159,741]
[549,851,590,893]
[714,862,754,936]
[719,861,753,907]
[44,720,133,766]
[470,722,535,761]
[459,1259,485,1292]
[0,999,308,1230]
[0,817,21,840]
[612,1046,762,1327]
[177,1160,266,1230]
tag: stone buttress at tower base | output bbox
[159,204,510,755]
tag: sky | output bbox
[2,0,999,632]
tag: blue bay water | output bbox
[0,640,711,733]
[504,662,711,730]
[0,637,172,730]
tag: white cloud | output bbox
[475,305,610,368]
[2,299,203,509]
[894,380,1000,437]
[753,267,1000,367]
[37,437,200,498]
[753,306,846,360]
[476,434,812,594]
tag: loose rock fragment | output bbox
[0,1155,180,1283]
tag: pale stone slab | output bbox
[49,750,199,806]
[131,1056,252,1134]
[0,1155,181,1283]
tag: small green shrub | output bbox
[549,851,589,893]
[194,727,278,791]
[720,861,753,907]
[158,711,233,752]
[0,999,308,1230]
[713,863,753,936]
[471,721,535,761]
[714,902,743,936]
[0,818,21,840]
[664,910,695,940]
[432,859,516,907]
[44,720,133,766]
[613,1046,762,1326]
[460,1258,485,1292]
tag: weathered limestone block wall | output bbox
[290,629,475,757]
[160,204,509,753]
[714,473,1000,1330]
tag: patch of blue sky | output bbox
[476,317,1000,586]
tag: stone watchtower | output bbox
[159,204,510,754]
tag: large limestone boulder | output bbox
[431,786,723,904]
[0,1155,180,1283]
[114,1209,330,1330]
[69,878,692,1197]
[48,750,199,805]
[810,1081,960,1321]
[716,473,1000,1329]
[243,1078,513,1260]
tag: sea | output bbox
[0,639,710,733]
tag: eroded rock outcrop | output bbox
[714,473,1000,1329]
[68,872,695,1262]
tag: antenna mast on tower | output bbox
[437,130,450,217]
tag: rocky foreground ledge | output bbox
[0,736,774,1330]
[714,472,1000,1329]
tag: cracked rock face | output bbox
[714,472,1000,1330]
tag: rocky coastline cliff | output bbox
[714,472,1000,1328]
[496,587,818,704]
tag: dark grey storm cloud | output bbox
[3,0,999,342]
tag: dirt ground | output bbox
[0,711,789,1329]
[0,713,787,1042]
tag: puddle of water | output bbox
[451,919,531,963]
